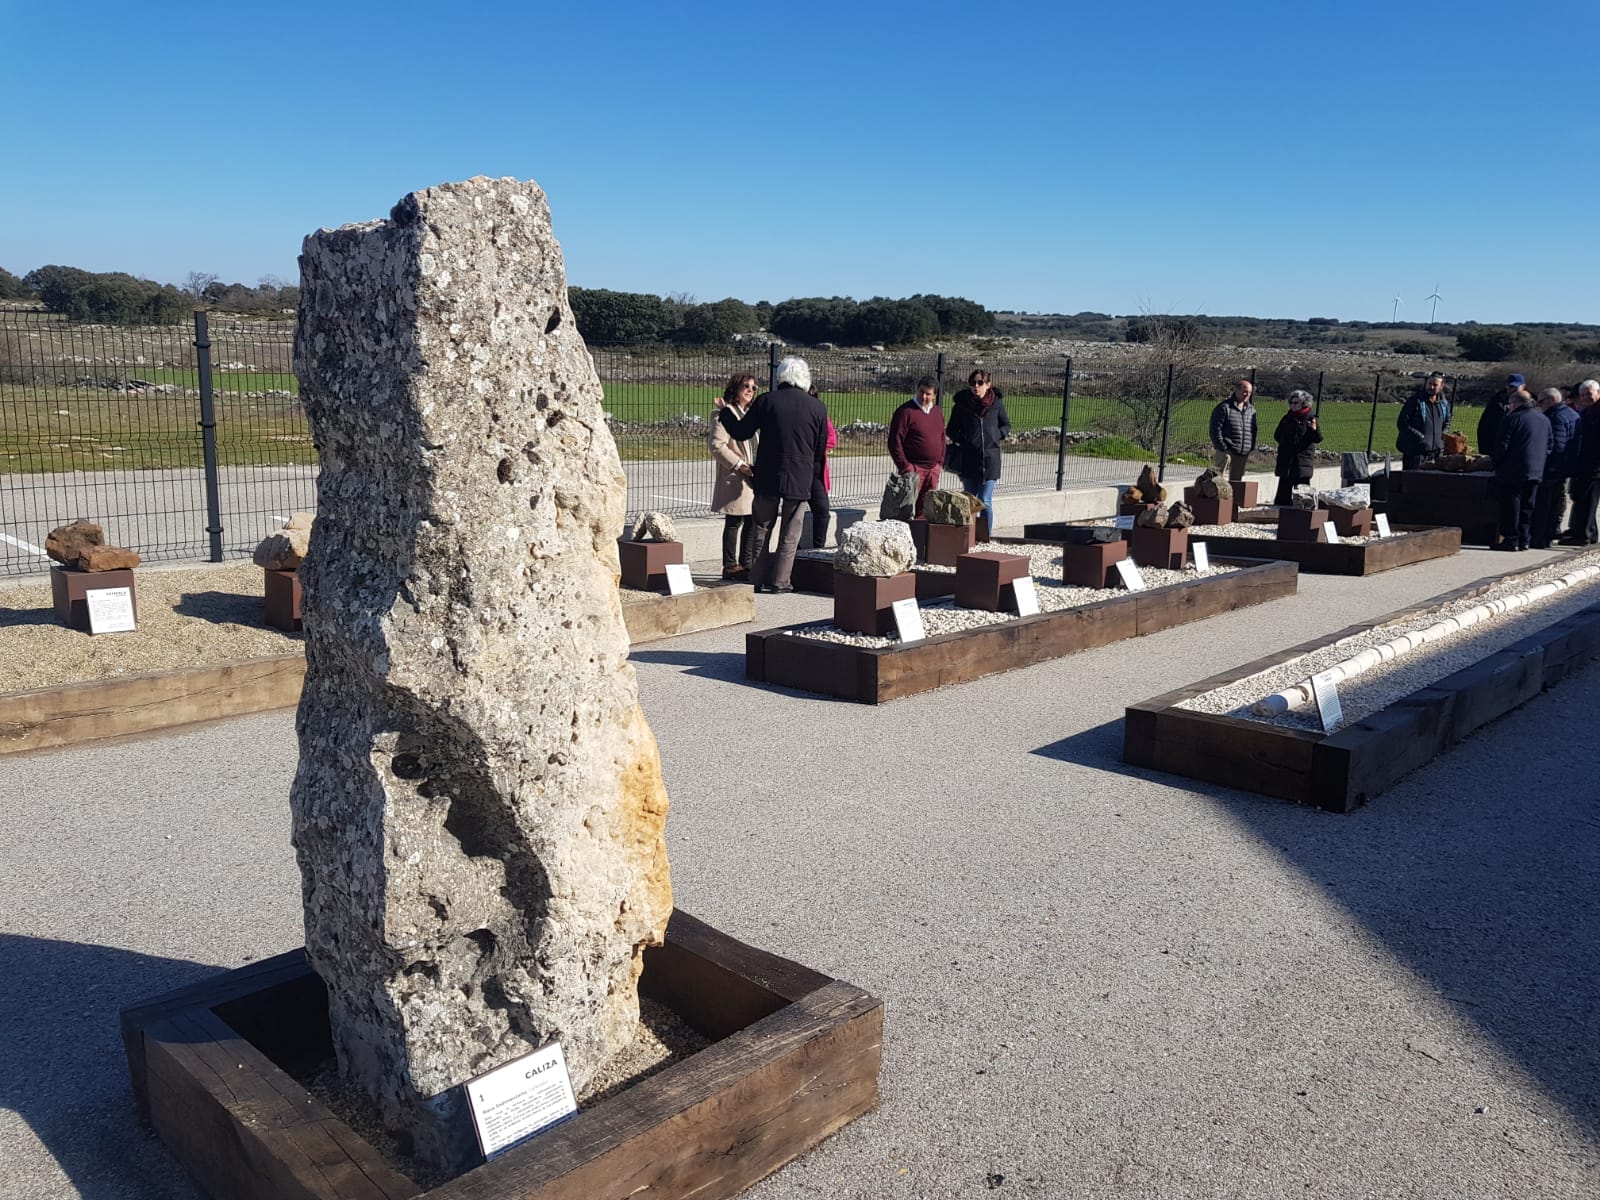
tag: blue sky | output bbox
[2,0,1596,324]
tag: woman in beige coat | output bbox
[710,373,760,578]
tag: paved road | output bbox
[1,452,1165,577]
[2,546,1595,1198]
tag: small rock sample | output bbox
[1316,485,1371,511]
[46,519,104,565]
[1061,526,1120,546]
[925,490,978,526]
[1135,504,1170,529]
[254,514,314,570]
[77,544,141,571]
[835,520,916,577]
[1195,468,1232,501]
[1442,431,1469,455]
[292,176,672,1174]
[630,511,677,542]
[1165,501,1195,529]
[1129,465,1167,505]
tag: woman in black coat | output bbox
[945,370,1011,525]
[1272,390,1323,506]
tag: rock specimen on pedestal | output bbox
[835,519,916,576]
[1128,465,1167,505]
[1316,485,1371,511]
[254,512,315,570]
[1194,468,1232,501]
[291,177,672,1174]
[1164,501,1195,529]
[924,490,980,526]
[1135,504,1170,529]
[629,511,677,542]
[1442,431,1469,456]
[46,519,140,570]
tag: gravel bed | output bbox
[0,562,302,694]
[1188,522,1381,544]
[1178,550,1600,730]
[790,544,1239,647]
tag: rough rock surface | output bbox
[924,490,978,526]
[77,543,141,571]
[1442,431,1469,456]
[835,519,916,576]
[1164,501,1195,529]
[254,518,313,570]
[1129,465,1167,504]
[291,176,672,1173]
[1316,485,1372,511]
[629,511,677,542]
[1135,504,1170,529]
[45,520,104,565]
[1195,468,1232,501]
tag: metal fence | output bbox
[0,305,1491,577]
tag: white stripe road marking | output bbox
[0,532,48,556]
[650,495,708,505]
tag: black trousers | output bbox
[721,514,755,569]
[808,478,830,549]
[1530,477,1570,547]
[1565,478,1599,544]
[1497,480,1540,548]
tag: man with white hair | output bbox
[1531,386,1581,547]
[717,356,830,592]
[1493,386,1553,551]
[1560,379,1600,544]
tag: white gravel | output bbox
[1188,522,1382,544]
[1179,550,1600,730]
[790,543,1239,647]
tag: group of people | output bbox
[1206,378,1326,507]
[707,360,1011,593]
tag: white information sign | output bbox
[1320,520,1339,544]
[1113,559,1146,591]
[1113,515,1136,531]
[664,562,695,595]
[1191,541,1210,573]
[85,586,137,634]
[466,1041,578,1160]
[1374,513,1392,538]
[1011,575,1040,617]
[891,597,926,643]
[1310,669,1344,732]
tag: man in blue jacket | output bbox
[1494,388,1554,551]
[1530,387,1580,548]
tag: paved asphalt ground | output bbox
[2,545,1595,1198]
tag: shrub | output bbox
[1456,327,1520,360]
[567,287,669,345]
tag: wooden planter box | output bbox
[789,555,956,600]
[1181,525,1462,576]
[1380,469,1499,545]
[746,558,1297,704]
[621,582,756,643]
[120,910,882,1200]
[1124,577,1600,812]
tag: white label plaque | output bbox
[1320,520,1339,544]
[1310,669,1344,732]
[1113,515,1136,530]
[1374,513,1392,538]
[86,586,137,634]
[664,562,695,595]
[891,597,925,642]
[1191,541,1210,573]
[466,1041,578,1160]
[1113,559,1146,591]
[1011,575,1040,616]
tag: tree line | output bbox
[0,265,298,324]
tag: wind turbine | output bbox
[1391,295,1403,323]
[1425,284,1442,325]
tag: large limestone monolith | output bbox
[291,177,672,1172]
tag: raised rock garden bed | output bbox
[747,554,1298,704]
[1124,554,1600,811]
[121,909,882,1200]
[1373,469,1500,545]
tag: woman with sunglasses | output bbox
[945,370,1011,527]
[709,373,760,578]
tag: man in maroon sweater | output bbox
[888,377,946,516]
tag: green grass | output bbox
[131,367,299,393]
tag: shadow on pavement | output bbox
[1030,719,1128,769]
[630,647,858,703]
[0,604,69,630]
[0,934,218,1199]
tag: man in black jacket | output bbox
[1494,388,1553,551]
[1561,379,1600,545]
[718,356,829,593]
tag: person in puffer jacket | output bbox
[1530,387,1580,548]
[1208,379,1257,482]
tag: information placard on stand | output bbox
[1011,576,1040,616]
[466,1041,578,1160]
[1320,521,1340,544]
[891,598,925,642]
[1311,669,1343,732]
[664,563,695,595]
[1191,541,1210,573]
[1113,559,1146,591]
[86,586,137,634]
[1113,515,1136,530]
[1374,513,1392,538]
